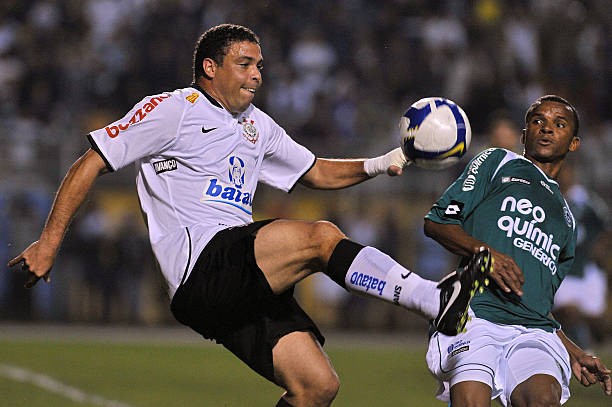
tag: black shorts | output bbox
[170,219,325,382]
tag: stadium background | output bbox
[0,0,610,354]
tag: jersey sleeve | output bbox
[259,120,315,192]
[555,222,578,282]
[426,148,506,225]
[88,93,182,171]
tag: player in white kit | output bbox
[8,24,493,406]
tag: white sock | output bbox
[344,246,440,319]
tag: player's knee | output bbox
[529,394,561,407]
[309,220,346,257]
[318,370,340,402]
[311,377,340,406]
[292,370,339,406]
[511,390,561,407]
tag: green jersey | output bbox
[426,148,577,331]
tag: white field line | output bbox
[0,364,134,407]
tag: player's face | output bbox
[521,101,579,164]
[207,41,263,114]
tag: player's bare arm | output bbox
[299,149,406,190]
[7,148,108,288]
[556,329,612,395]
[299,158,370,190]
[424,219,524,296]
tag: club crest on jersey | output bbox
[563,206,573,228]
[240,118,259,144]
[200,156,253,215]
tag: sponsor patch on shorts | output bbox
[447,339,470,357]
[449,345,469,357]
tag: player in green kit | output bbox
[424,95,611,406]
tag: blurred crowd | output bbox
[0,1,610,340]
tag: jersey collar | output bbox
[190,83,224,110]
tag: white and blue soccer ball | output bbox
[400,97,471,170]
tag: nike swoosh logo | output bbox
[401,271,412,279]
[201,126,217,133]
[437,281,461,322]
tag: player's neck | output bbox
[525,155,563,180]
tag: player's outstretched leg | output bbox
[433,248,492,336]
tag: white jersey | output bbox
[88,86,316,298]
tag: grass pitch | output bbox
[0,331,609,406]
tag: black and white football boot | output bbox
[433,248,493,336]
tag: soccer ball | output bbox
[400,97,471,170]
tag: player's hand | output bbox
[488,248,524,296]
[365,148,409,177]
[570,352,612,395]
[386,148,411,176]
[387,163,409,176]
[7,240,54,289]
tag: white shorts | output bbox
[426,310,571,406]
[554,262,608,317]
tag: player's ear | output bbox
[568,136,580,152]
[520,129,526,145]
[202,58,216,79]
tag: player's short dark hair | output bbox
[192,24,260,82]
[524,95,580,138]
